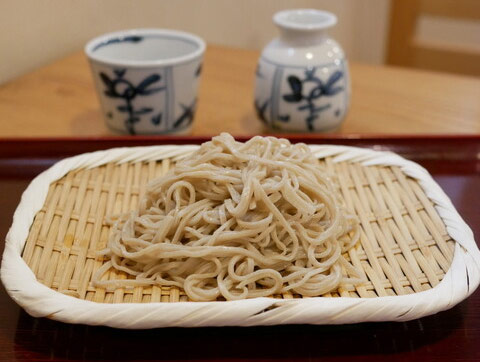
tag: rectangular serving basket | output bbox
[2,144,479,328]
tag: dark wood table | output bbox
[1,135,480,361]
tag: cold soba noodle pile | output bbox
[93,134,362,301]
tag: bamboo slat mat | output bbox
[21,157,455,303]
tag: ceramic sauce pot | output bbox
[254,9,349,132]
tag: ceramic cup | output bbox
[85,29,205,135]
[254,9,350,132]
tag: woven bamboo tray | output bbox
[2,144,479,328]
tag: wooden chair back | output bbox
[387,0,480,76]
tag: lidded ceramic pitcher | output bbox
[254,9,349,132]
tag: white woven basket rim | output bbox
[1,144,479,328]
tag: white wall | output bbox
[0,0,391,84]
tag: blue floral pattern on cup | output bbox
[92,35,144,52]
[99,68,200,134]
[174,99,197,129]
[100,69,165,134]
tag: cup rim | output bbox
[85,28,206,68]
[273,9,337,31]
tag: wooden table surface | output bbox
[0,44,479,137]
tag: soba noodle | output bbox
[92,133,363,301]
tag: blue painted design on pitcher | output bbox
[254,59,350,132]
[282,68,343,131]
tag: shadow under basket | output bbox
[2,144,479,328]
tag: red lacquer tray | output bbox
[0,134,479,361]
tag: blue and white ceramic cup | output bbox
[85,29,205,135]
